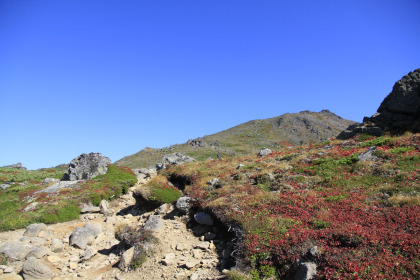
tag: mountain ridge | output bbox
[115,109,355,168]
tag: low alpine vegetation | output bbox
[0,165,137,231]
[161,133,419,279]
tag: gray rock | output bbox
[80,246,97,262]
[20,237,46,247]
[22,257,54,280]
[0,241,32,261]
[0,183,12,191]
[287,246,318,280]
[0,273,24,280]
[69,223,102,249]
[257,148,272,157]
[207,178,223,190]
[80,202,101,214]
[156,153,194,170]
[143,215,163,233]
[1,163,26,170]
[99,200,113,216]
[194,212,214,226]
[338,68,420,139]
[358,146,378,162]
[118,247,134,272]
[176,196,193,214]
[3,267,13,273]
[41,178,59,184]
[26,247,48,259]
[62,153,111,181]
[34,181,81,194]
[50,239,64,253]
[23,224,47,237]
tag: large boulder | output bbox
[69,223,102,250]
[22,257,54,280]
[0,241,32,260]
[156,153,194,171]
[338,69,420,139]
[62,153,111,181]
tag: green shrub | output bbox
[42,203,80,224]
[361,136,391,147]
[150,184,182,204]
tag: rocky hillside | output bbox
[116,110,355,169]
[339,68,420,139]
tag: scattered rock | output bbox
[118,247,134,272]
[358,146,378,162]
[80,246,97,262]
[175,197,193,215]
[156,153,194,171]
[34,181,81,195]
[0,273,23,280]
[0,183,13,191]
[258,148,272,157]
[62,153,111,181]
[41,178,59,185]
[22,257,54,280]
[184,259,199,270]
[69,223,102,249]
[206,178,224,190]
[143,215,163,233]
[80,202,101,214]
[194,212,214,226]
[161,253,176,266]
[157,203,173,215]
[23,224,47,238]
[26,247,49,259]
[1,163,26,170]
[50,239,64,253]
[99,200,113,217]
[0,241,32,260]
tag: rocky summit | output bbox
[116,110,355,169]
[338,68,420,139]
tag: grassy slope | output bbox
[116,110,355,169]
[0,165,137,231]
[161,133,419,279]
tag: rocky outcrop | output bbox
[1,163,27,170]
[338,69,420,139]
[62,153,111,181]
[156,153,194,171]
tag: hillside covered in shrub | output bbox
[159,133,419,279]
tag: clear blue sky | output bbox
[1,0,419,170]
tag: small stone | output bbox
[26,247,49,259]
[69,262,78,269]
[190,273,199,280]
[191,249,202,259]
[51,239,64,253]
[143,215,163,233]
[161,253,176,266]
[176,244,187,251]
[184,259,199,269]
[3,267,13,273]
[196,242,210,250]
[23,223,47,237]
[47,255,61,263]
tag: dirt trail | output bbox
[0,181,227,280]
